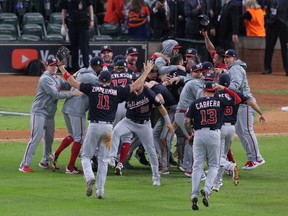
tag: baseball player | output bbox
[108,83,174,185]
[58,60,154,198]
[172,64,204,177]
[99,45,114,70]
[19,57,80,173]
[185,81,241,210]
[48,57,103,174]
[126,47,139,72]
[110,60,134,175]
[212,73,266,191]
[223,49,265,169]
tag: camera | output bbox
[198,14,210,32]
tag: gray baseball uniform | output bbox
[20,71,72,169]
[227,59,264,166]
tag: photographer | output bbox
[184,0,208,40]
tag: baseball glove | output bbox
[56,46,70,62]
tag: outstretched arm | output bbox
[130,60,154,92]
[201,31,215,55]
[246,99,266,124]
[58,65,81,90]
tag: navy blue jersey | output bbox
[80,83,130,122]
[111,70,133,87]
[126,86,162,122]
[215,90,250,125]
[168,69,186,102]
[151,83,177,107]
[185,96,235,130]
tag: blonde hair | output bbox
[246,0,261,9]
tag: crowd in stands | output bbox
[0,0,269,42]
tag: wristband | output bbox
[163,114,171,124]
[63,72,71,80]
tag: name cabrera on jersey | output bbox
[126,86,162,122]
[185,96,235,130]
[215,90,250,124]
[80,82,130,122]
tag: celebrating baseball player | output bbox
[57,53,154,198]
[185,81,241,210]
[48,57,103,174]
[19,57,81,173]
[108,79,174,185]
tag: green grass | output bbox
[253,89,288,94]
[0,137,288,216]
[0,96,67,130]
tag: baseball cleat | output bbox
[242,161,258,170]
[85,179,95,197]
[106,158,116,168]
[38,162,49,169]
[201,189,209,207]
[48,154,57,170]
[19,166,32,173]
[233,163,239,186]
[257,159,265,167]
[191,197,199,211]
[65,166,83,175]
[153,179,161,186]
[115,162,123,175]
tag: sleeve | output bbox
[146,87,162,107]
[79,82,93,95]
[228,66,244,91]
[41,77,71,100]
[185,102,195,118]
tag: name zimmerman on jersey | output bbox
[92,86,117,95]
[195,100,220,110]
[126,96,149,109]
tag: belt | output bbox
[128,118,149,124]
[222,122,235,126]
[197,127,217,131]
[178,109,187,113]
[90,120,113,124]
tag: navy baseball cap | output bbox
[191,64,204,73]
[100,45,113,53]
[185,48,198,57]
[219,73,230,87]
[47,57,57,66]
[203,81,217,92]
[99,70,111,82]
[202,61,214,71]
[90,56,104,66]
[126,47,139,56]
[116,59,128,67]
[113,55,126,63]
[204,71,216,81]
[222,49,238,58]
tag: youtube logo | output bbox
[12,49,38,70]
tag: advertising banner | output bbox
[0,42,148,73]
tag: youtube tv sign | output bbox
[12,49,38,70]
[0,42,148,73]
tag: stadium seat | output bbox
[22,12,47,37]
[0,12,21,37]
[44,34,64,41]
[47,23,62,35]
[0,34,16,41]
[49,12,62,25]
[0,23,17,40]
[18,34,41,41]
[20,24,43,40]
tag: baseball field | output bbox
[0,72,288,215]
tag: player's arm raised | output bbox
[130,60,154,92]
[58,64,81,90]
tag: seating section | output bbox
[0,12,117,41]
[0,23,17,40]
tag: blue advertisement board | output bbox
[0,42,148,73]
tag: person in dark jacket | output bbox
[263,0,288,75]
